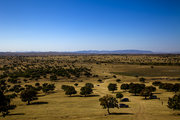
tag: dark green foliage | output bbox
[113,75,117,78]
[74,83,78,87]
[35,82,40,87]
[146,86,156,92]
[0,91,12,117]
[80,86,93,97]
[158,83,180,92]
[139,77,146,83]
[50,75,57,81]
[65,86,77,96]
[2,65,91,80]
[0,80,7,93]
[108,83,117,93]
[9,85,24,93]
[42,83,55,93]
[85,83,94,88]
[129,83,145,95]
[152,81,162,86]
[121,84,129,91]
[61,85,70,91]
[140,88,152,99]
[116,79,121,83]
[20,88,38,105]
[97,79,102,83]
[6,93,17,99]
[99,95,119,114]
[140,86,156,99]
[7,78,18,84]
[168,94,180,110]
[116,92,123,99]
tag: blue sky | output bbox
[0,0,180,52]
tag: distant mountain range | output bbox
[73,50,153,54]
[0,50,180,56]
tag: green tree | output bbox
[108,83,117,93]
[129,83,145,96]
[20,88,38,105]
[85,83,94,88]
[42,83,55,93]
[74,83,78,87]
[140,89,151,99]
[139,77,146,83]
[99,95,119,114]
[116,92,123,100]
[0,91,16,117]
[120,84,129,91]
[65,86,77,96]
[80,86,93,97]
[168,94,180,110]
[50,75,57,81]
[116,79,121,83]
[61,85,70,91]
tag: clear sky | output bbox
[0,0,180,52]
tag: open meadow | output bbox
[0,54,180,120]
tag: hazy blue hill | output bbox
[75,50,153,54]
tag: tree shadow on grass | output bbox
[0,113,25,117]
[70,94,100,97]
[37,94,46,97]
[31,101,48,105]
[153,92,162,94]
[109,112,134,115]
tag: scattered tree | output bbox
[80,86,93,97]
[116,79,121,83]
[20,88,38,105]
[99,95,119,114]
[108,83,117,93]
[0,91,16,117]
[168,93,180,110]
[85,83,94,88]
[139,77,146,83]
[65,86,77,96]
[74,83,78,87]
[116,92,123,100]
[121,84,129,91]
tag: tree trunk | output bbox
[107,108,110,114]
[27,100,30,105]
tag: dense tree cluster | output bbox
[156,82,180,92]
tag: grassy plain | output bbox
[0,55,180,120]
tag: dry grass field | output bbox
[0,55,180,120]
